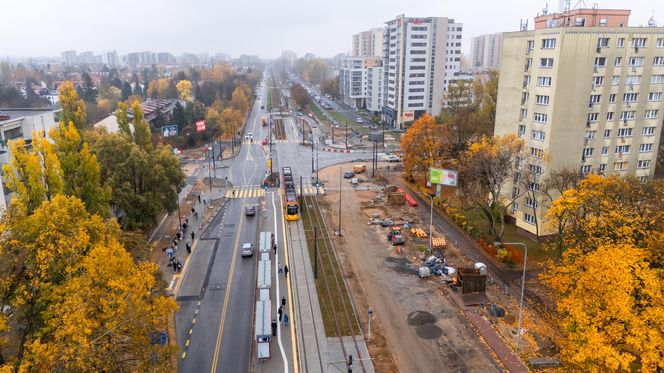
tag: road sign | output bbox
[161,124,178,138]
[429,168,458,187]
[196,120,206,132]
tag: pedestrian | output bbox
[185,217,189,225]
[183,222,188,232]
[186,242,192,254]
[281,296,286,307]
[173,259,178,273]
[165,246,174,259]
[232,189,236,197]
[271,319,278,336]
[284,313,289,326]
[203,197,207,205]
[284,265,289,278]
[191,207,195,214]
[177,260,183,272]
[198,194,202,204]
[194,210,199,219]
[172,238,178,247]
[272,243,277,254]
[278,306,283,322]
[176,231,182,240]
[191,231,195,240]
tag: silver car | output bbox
[241,243,254,257]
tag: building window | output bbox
[639,143,653,152]
[609,94,617,103]
[535,95,549,105]
[601,146,609,155]
[518,124,526,136]
[629,57,645,66]
[612,76,620,86]
[527,182,540,191]
[632,38,647,48]
[604,129,612,138]
[537,76,552,86]
[520,108,528,119]
[585,130,596,139]
[626,75,641,85]
[606,112,614,120]
[615,57,622,66]
[594,57,607,67]
[583,148,594,157]
[614,161,628,171]
[599,163,607,172]
[587,112,599,122]
[542,39,556,49]
[529,164,543,175]
[620,111,636,120]
[580,165,592,174]
[592,76,604,86]
[534,113,548,123]
[525,197,538,208]
[654,57,664,66]
[651,75,664,84]
[532,130,545,141]
[643,127,656,135]
[589,94,601,104]
[523,213,536,225]
[648,92,662,101]
[597,38,610,48]
[527,40,535,52]
[530,147,544,158]
[617,128,633,137]
[615,145,630,154]
[645,109,659,119]
[540,58,554,68]
[637,160,651,168]
[617,38,625,48]
[658,38,664,48]
[623,93,638,102]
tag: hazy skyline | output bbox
[1,0,662,59]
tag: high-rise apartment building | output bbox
[352,28,384,57]
[339,56,383,113]
[104,51,120,67]
[495,8,664,236]
[381,15,463,129]
[471,33,502,69]
[61,50,77,65]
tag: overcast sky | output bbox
[1,0,661,59]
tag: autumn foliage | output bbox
[400,114,450,182]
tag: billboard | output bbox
[196,120,206,132]
[161,125,178,138]
[429,168,458,187]
[402,111,414,122]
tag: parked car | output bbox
[241,243,254,257]
[262,137,269,145]
[386,155,401,163]
[343,171,355,179]
[245,131,253,140]
[245,205,256,216]
[356,117,364,124]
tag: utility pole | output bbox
[231,121,235,154]
[311,130,315,173]
[313,227,318,278]
[300,175,303,203]
[345,121,348,148]
[211,139,216,178]
[338,167,342,236]
[332,125,335,144]
[207,147,212,194]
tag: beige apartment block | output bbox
[494,9,664,236]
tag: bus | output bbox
[281,167,299,221]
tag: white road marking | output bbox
[272,192,289,373]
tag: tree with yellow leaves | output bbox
[2,133,63,214]
[176,79,193,101]
[220,107,244,140]
[400,114,451,183]
[230,86,249,115]
[19,239,177,372]
[543,243,664,372]
[146,78,171,99]
[458,134,526,241]
[57,81,87,130]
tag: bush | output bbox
[504,244,524,264]
[478,238,498,256]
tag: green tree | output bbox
[49,122,110,217]
[80,71,96,102]
[130,101,153,151]
[57,81,88,130]
[290,83,311,109]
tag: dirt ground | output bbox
[316,163,503,373]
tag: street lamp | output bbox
[494,241,528,353]
[420,193,434,254]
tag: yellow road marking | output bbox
[182,352,187,359]
[210,209,245,373]
[192,317,196,324]
[185,339,190,347]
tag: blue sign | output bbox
[161,125,178,138]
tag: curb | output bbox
[322,148,353,153]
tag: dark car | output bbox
[343,171,355,179]
[245,205,256,216]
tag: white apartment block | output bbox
[381,15,463,129]
[495,8,664,236]
[352,28,384,57]
[471,33,502,69]
[339,56,383,113]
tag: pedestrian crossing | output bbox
[241,139,300,145]
[224,184,325,199]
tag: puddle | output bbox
[407,310,437,326]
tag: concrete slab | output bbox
[177,239,216,300]
[326,336,374,373]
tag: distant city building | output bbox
[61,50,77,65]
[304,53,316,61]
[239,54,261,66]
[103,51,121,67]
[156,52,176,65]
[198,53,211,65]
[339,56,383,113]
[178,53,199,65]
[214,53,231,62]
[352,28,384,57]
[381,14,463,128]
[471,33,502,69]
[281,50,297,66]
[495,7,664,236]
